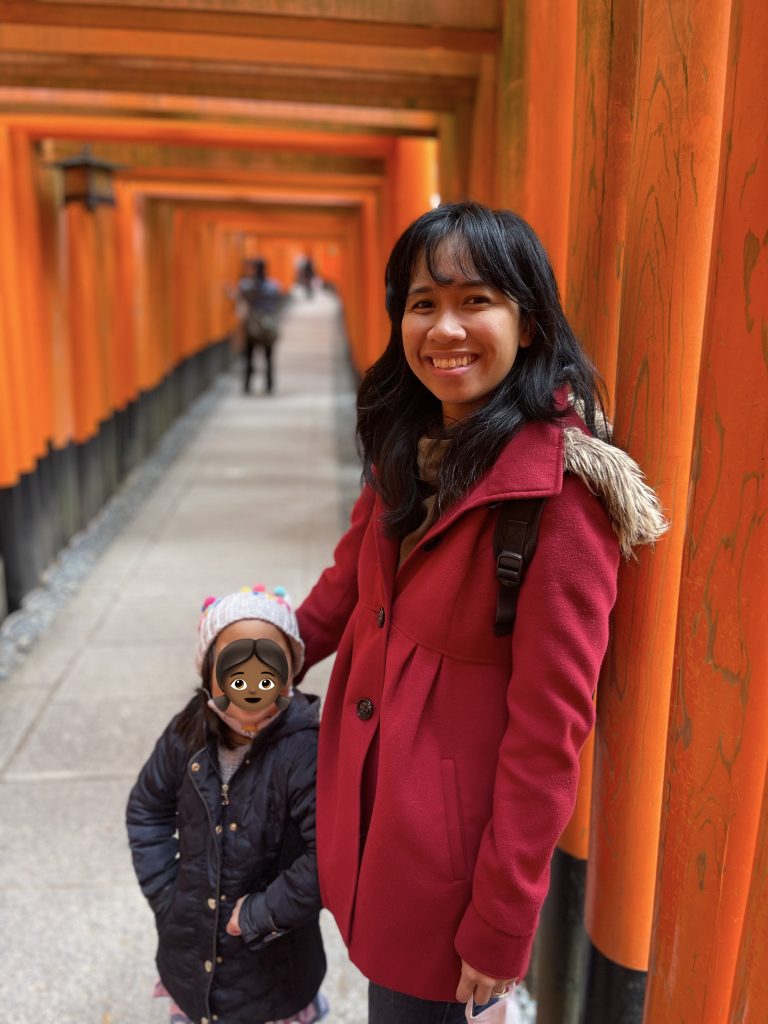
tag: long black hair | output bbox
[357,201,605,537]
[175,645,241,751]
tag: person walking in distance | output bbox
[238,258,284,395]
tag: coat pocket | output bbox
[149,878,177,920]
[441,759,468,881]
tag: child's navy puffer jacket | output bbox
[126,691,325,1024]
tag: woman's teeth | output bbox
[431,355,475,369]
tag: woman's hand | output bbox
[226,896,245,936]
[456,960,515,1006]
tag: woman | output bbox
[296,202,666,1023]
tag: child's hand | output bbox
[226,896,245,936]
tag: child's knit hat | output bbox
[195,586,305,677]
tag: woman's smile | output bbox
[427,353,478,370]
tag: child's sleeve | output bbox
[237,734,320,949]
[125,721,183,915]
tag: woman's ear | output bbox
[519,315,535,349]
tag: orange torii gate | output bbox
[0,1,765,1020]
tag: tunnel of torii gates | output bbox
[0,1,766,1022]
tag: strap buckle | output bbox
[496,550,524,587]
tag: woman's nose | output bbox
[427,309,465,342]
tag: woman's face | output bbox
[210,619,292,731]
[400,243,531,425]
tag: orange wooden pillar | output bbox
[582,1,732,1019]
[535,7,641,1010]
[565,0,640,409]
[0,123,53,606]
[497,0,578,287]
[390,136,438,243]
[728,762,768,1024]
[643,1,768,1020]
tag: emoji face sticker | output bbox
[214,638,289,714]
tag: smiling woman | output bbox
[295,201,667,1023]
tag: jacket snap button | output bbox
[229,822,238,831]
[216,955,223,964]
[204,960,213,972]
[215,825,223,834]
[202,1018,209,1024]
[377,607,385,627]
[190,762,201,772]
[207,898,216,910]
[356,698,374,721]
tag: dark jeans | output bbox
[244,337,275,393]
[368,982,496,1024]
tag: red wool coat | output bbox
[296,416,620,1001]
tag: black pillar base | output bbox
[0,338,232,616]
[581,942,647,1024]
[535,847,589,1024]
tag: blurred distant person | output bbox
[297,254,316,298]
[238,258,284,395]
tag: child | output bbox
[127,586,327,1024]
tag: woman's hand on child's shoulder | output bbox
[226,896,245,936]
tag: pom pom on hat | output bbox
[195,586,304,676]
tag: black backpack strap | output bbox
[493,497,547,636]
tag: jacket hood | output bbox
[562,427,669,558]
[428,415,669,559]
[264,689,320,740]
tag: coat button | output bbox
[216,955,224,964]
[229,822,238,831]
[215,825,223,834]
[204,960,213,972]
[377,607,386,627]
[191,762,201,772]
[202,1018,209,1024]
[207,898,216,910]
[356,698,374,721]
[220,894,227,902]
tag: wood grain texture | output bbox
[644,0,768,1019]
[728,765,768,1024]
[585,0,732,971]
[565,0,640,409]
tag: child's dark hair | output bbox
[175,645,240,751]
[357,201,606,537]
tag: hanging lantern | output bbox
[51,145,122,210]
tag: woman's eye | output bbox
[466,294,491,305]
[230,678,248,691]
[258,678,276,691]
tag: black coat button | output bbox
[356,698,374,720]
[377,607,386,628]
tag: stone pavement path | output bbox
[0,291,368,1024]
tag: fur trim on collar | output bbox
[563,428,669,558]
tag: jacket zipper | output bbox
[189,750,221,1018]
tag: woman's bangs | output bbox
[420,216,517,298]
